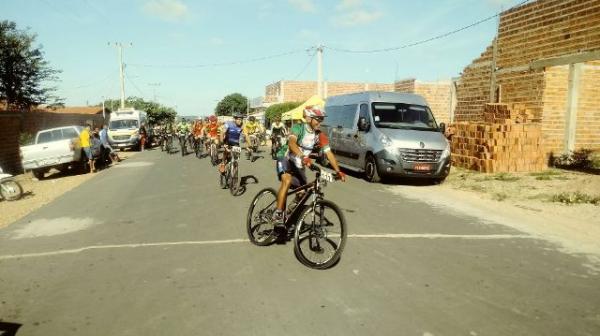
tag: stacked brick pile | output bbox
[483,103,539,124]
[450,104,546,173]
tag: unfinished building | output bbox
[452,0,600,172]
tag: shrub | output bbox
[551,149,594,169]
[19,132,35,145]
[551,192,600,206]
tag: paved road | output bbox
[1,148,599,336]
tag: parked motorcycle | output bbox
[0,167,23,201]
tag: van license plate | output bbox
[413,163,432,171]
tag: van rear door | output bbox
[335,104,360,165]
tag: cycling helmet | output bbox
[209,115,217,122]
[249,116,256,122]
[232,113,244,119]
[303,105,325,118]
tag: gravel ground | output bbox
[0,151,137,228]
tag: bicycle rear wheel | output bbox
[229,161,239,196]
[0,180,23,201]
[293,200,347,269]
[210,144,218,166]
[247,188,278,246]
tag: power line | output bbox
[127,48,309,69]
[124,70,146,98]
[325,0,532,54]
[292,48,317,80]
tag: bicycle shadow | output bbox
[233,175,259,196]
[0,321,22,335]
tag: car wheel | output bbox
[364,154,381,183]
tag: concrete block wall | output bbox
[0,114,23,175]
[264,80,394,104]
[454,45,494,122]
[576,62,600,151]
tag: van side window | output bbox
[359,104,368,120]
[340,104,357,129]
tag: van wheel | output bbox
[364,154,381,183]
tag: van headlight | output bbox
[441,144,451,159]
[381,134,394,149]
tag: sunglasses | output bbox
[312,117,324,122]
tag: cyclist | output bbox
[243,115,262,160]
[272,105,346,228]
[219,113,250,173]
[270,116,287,157]
[192,118,204,153]
[203,115,221,152]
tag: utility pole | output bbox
[109,42,132,109]
[317,45,324,97]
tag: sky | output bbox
[2,0,523,117]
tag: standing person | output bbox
[79,124,93,173]
[99,124,121,164]
[272,106,346,228]
[90,130,102,172]
[139,124,148,151]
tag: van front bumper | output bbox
[375,149,451,179]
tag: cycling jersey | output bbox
[223,121,243,145]
[244,121,261,135]
[276,123,330,160]
[205,123,220,138]
[192,122,203,137]
[271,122,286,136]
[177,122,190,133]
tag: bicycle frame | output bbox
[283,170,325,226]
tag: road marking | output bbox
[0,234,532,261]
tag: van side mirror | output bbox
[358,117,370,132]
[439,122,446,134]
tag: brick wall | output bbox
[576,62,600,151]
[497,0,600,69]
[395,79,453,125]
[264,80,394,104]
[454,45,494,122]
[0,114,23,175]
[20,110,105,136]
[454,0,600,165]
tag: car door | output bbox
[337,104,360,166]
[346,103,370,167]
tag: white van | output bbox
[108,108,147,150]
[322,91,451,183]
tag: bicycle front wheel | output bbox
[293,200,347,269]
[210,144,218,166]
[247,188,278,246]
[229,161,239,196]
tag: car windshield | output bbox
[371,103,439,131]
[109,119,138,130]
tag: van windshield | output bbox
[109,119,138,130]
[371,103,439,131]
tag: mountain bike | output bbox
[164,133,174,154]
[209,141,219,166]
[219,145,241,196]
[193,136,203,158]
[270,134,283,160]
[178,132,188,156]
[246,165,346,269]
[246,134,259,161]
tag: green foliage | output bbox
[551,149,594,170]
[101,97,176,125]
[0,20,62,109]
[493,173,520,182]
[551,192,600,206]
[265,101,302,121]
[19,132,35,145]
[215,93,247,116]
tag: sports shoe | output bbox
[272,209,285,229]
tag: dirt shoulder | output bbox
[387,167,600,259]
[0,152,137,229]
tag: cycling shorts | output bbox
[276,157,307,188]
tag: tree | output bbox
[264,101,302,121]
[0,20,62,109]
[215,93,247,116]
[101,96,176,125]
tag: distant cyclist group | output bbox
[154,106,348,269]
